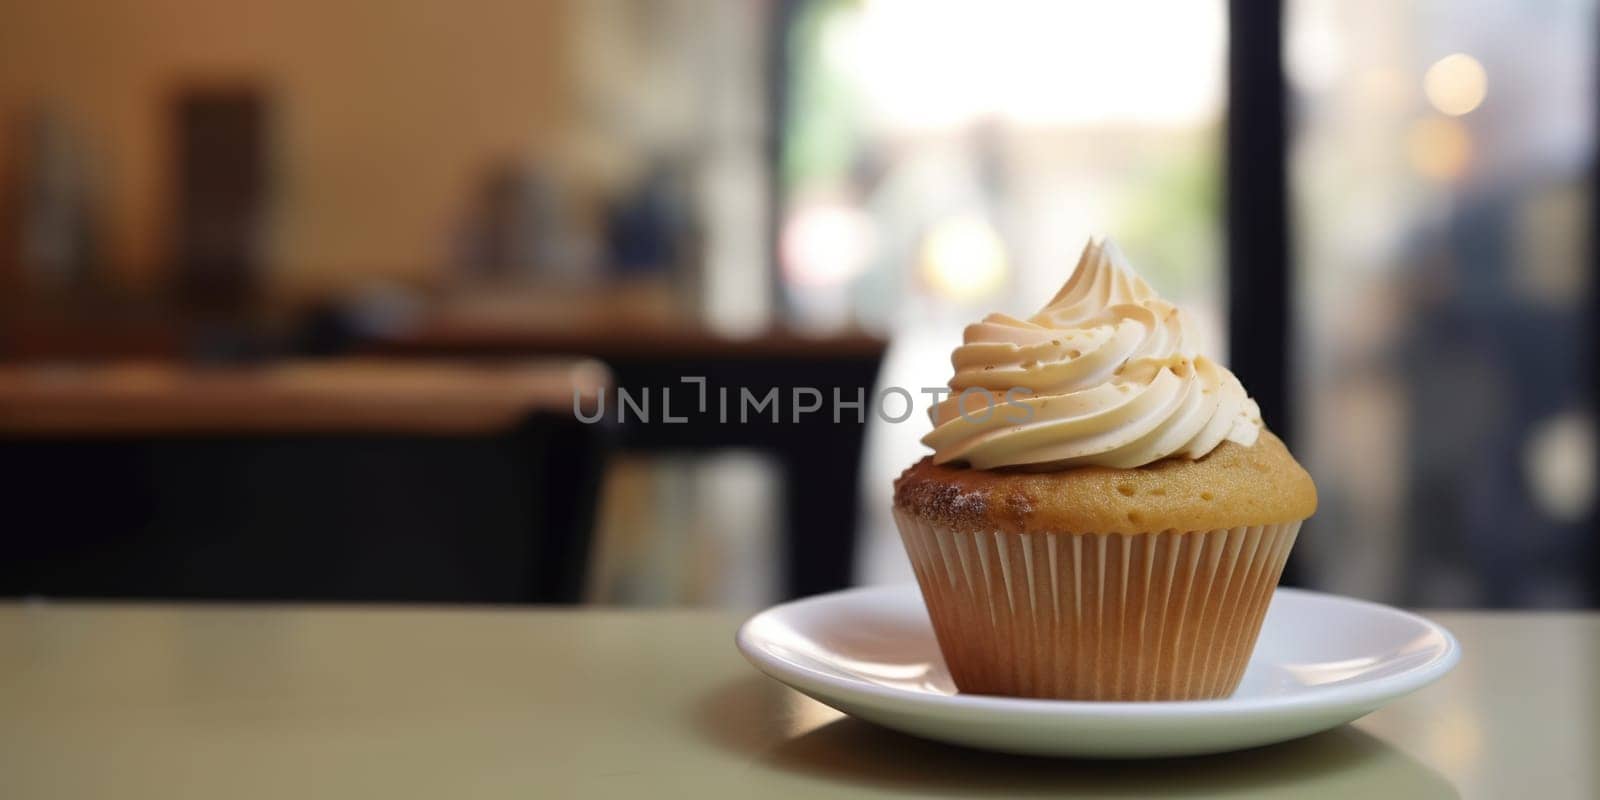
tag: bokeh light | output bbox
[919,217,1008,301]
[1407,117,1473,180]
[1423,53,1488,116]
[781,204,876,289]
[1524,411,1595,523]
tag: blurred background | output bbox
[0,0,1593,609]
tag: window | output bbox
[1289,0,1595,606]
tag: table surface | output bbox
[0,359,607,435]
[1,602,1594,799]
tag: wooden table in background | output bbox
[0,360,612,603]
[0,603,1592,798]
[0,360,608,435]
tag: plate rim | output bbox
[736,584,1461,720]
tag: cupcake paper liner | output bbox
[893,511,1302,701]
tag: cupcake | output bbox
[893,238,1316,701]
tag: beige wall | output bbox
[0,0,571,299]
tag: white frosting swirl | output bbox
[923,237,1261,470]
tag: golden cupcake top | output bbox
[896,432,1316,534]
[923,238,1262,470]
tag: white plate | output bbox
[736,584,1459,758]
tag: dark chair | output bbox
[369,298,887,599]
[0,360,611,603]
